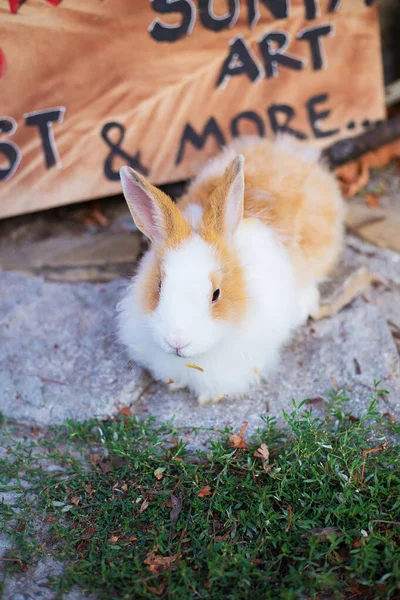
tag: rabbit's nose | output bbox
[166,332,190,356]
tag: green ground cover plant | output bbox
[1,384,399,599]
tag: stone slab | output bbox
[132,299,400,433]
[0,272,148,425]
[0,232,141,283]
[1,270,399,432]
[317,261,372,320]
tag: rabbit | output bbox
[117,135,345,405]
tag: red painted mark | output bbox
[0,49,6,79]
[9,0,21,13]
[9,0,62,13]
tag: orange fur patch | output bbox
[178,138,344,290]
[210,241,247,322]
[137,252,161,314]
[130,171,191,313]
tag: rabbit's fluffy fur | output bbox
[118,136,344,404]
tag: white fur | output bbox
[118,219,304,402]
[182,203,203,230]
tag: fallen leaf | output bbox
[170,493,183,526]
[91,207,110,228]
[144,549,178,574]
[119,406,132,417]
[215,532,231,542]
[85,483,95,497]
[305,397,325,405]
[335,138,400,198]
[169,492,183,541]
[352,538,362,548]
[285,503,293,532]
[147,582,166,596]
[139,498,149,514]
[228,421,249,450]
[89,453,112,474]
[73,204,110,228]
[254,444,270,462]
[166,378,175,385]
[185,363,204,372]
[301,526,340,540]
[128,535,138,543]
[365,193,379,208]
[109,535,119,543]
[197,485,212,498]
[331,376,339,391]
[254,443,274,473]
[81,525,98,540]
[70,495,80,506]
[154,467,166,480]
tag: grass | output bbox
[1,384,400,599]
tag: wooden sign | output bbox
[0,0,385,219]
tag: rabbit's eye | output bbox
[212,288,220,303]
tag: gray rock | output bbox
[132,299,400,436]
[345,234,400,286]
[1,265,399,431]
[0,272,147,425]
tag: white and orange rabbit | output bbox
[118,136,344,404]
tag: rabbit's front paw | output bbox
[197,393,225,406]
[164,379,187,392]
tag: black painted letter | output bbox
[259,31,305,78]
[298,24,333,70]
[24,107,65,169]
[176,117,225,164]
[247,0,289,27]
[0,117,21,181]
[199,0,239,32]
[328,0,341,11]
[149,0,195,43]
[304,0,319,20]
[101,122,149,181]
[267,104,307,140]
[231,111,265,138]
[306,93,339,139]
[217,36,262,88]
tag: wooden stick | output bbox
[321,116,400,169]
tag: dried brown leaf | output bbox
[119,406,132,417]
[81,525,98,540]
[144,549,178,574]
[128,535,138,543]
[335,139,400,198]
[138,498,149,514]
[89,453,112,473]
[170,493,183,527]
[254,443,270,462]
[301,526,340,540]
[365,193,380,208]
[70,495,80,506]
[154,467,166,480]
[109,535,119,543]
[147,582,166,596]
[306,396,325,405]
[85,483,95,497]
[228,421,248,450]
[197,485,212,498]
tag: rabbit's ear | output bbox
[207,155,244,239]
[120,167,189,244]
